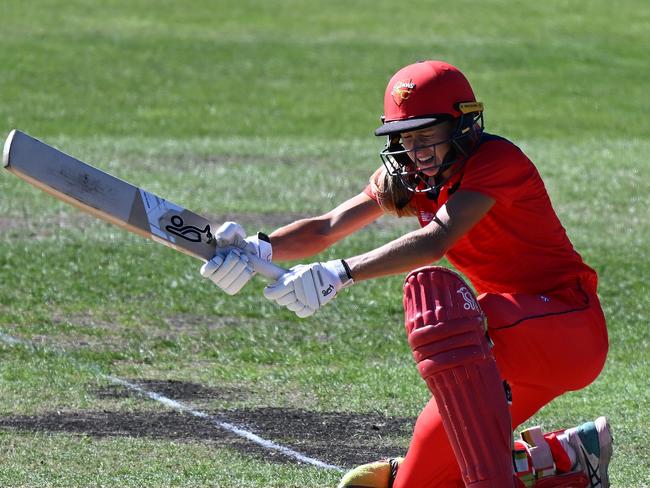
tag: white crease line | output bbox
[0,330,343,472]
[106,376,343,471]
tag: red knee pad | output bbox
[404,267,515,488]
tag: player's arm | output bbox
[345,190,494,281]
[201,191,384,295]
[269,192,384,261]
[264,190,495,317]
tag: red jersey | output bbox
[365,134,597,295]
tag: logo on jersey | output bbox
[457,286,478,311]
[419,211,435,223]
[391,79,416,106]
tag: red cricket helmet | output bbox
[375,60,483,136]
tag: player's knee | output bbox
[403,266,491,381]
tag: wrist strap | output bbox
[341,259,354,281]
[328,259,354,289]
[255,232,273,262]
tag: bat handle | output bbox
[248,254,288,281]
[213,246,288,281]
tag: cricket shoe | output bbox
[336,457,403,488]
[566,417,613,488]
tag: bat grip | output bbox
[215,245,287,281]
[248,254,287,281]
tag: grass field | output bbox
[1,0,648,486]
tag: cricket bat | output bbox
[2,129,286,281]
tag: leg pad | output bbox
[404,267,515,487]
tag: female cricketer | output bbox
[200,60,612,488]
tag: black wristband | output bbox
[257,232,271,243]
[341,259,354,281]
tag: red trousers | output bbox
[393,280,609,488]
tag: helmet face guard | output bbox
[379,110,484,194]
[375,61,484,195]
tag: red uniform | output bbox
[365,134,608,487]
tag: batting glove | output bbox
[200,221,272,295]
[214,221,273,262]
[263,260,354,318]
[201,248,257,295]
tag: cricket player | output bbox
[200,61,612,487]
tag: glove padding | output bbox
[214,221,272,261]
[201,248,255,295]
[263,260,353,318]
[200,222,272,295]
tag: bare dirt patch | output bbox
[163,314,246,334]
[29,312,134,352]
[0,408,412,467]
[28,333,127,352]
[0,213,98,236]
[95,380,249,402]
[42,313,251,351]
[1,379,414,467]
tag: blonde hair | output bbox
[369,166,416,217]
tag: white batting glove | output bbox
[200,222,273,295]
[263,260,354,318]
[214,221,272,261]
[200,248,256,295]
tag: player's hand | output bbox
[200,248,256,295]
[200,222,273,295]
[214,221,272,261]
[263,260,353,318]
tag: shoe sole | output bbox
[594,416,613,488]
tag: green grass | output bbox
[1,0,649,486]
[2,0,649,140]
[1,433,335,487]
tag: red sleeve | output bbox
[363,183,379,202]
[460,140,536,206]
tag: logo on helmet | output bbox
[391,80,416,106]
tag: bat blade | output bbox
[3,129,285,280]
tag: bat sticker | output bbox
[138,188,183,242]
[165,215,213,243]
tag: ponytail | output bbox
[369,167,416,217]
